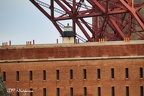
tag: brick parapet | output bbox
[0,41,144,60]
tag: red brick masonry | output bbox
[0,43,144,60]
[0,41,144,96]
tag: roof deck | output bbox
[0,40,144,49]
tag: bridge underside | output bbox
[30,0,144,42]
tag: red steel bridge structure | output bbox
[30,0,144,42]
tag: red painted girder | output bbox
[120,0,144,30]
[108,1,126,9]
[136,12,144,23]
[131,11,144,31]
[30,0,144,41]
[77,9,93,15]
[50,0,54,18]
[134,32,144,40]
[138,35,144,40]
[109,9,127,14]
[98,17,107,38]
[111,15,129,31]
[54,1,92,41]
[54,9,127,21]
[109,17,126,39]
[92,17,99,41]
[77,9,128,17]
[74,0,84,15]
[101,16,119,36]
[133,29,144,36]
[75,19,92,42]
[87,0,106,13]
[135,3,144,11]
[30,0,62,34]
[93,17,115,38]
[128,14,132,36]
[105,33,121,41]
[55,1,72,17]
[62,0,73,9]
[80,18,95,35]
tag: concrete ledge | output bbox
[0,55,144,63]
[0,40,144,49]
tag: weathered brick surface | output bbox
[0,43,144,96]
[0,44,144,60]
[0,59,144,96]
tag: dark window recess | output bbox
[43,70,46,80]
[126,86,129,96]
[16,90,20,96]
[70,87,73,96]
[3,72,6,81]
[84,87,87,96]
[111,87,115,96]
[30,88,33,96]
[70,69,73,80]
[125,68,129,79]
[97,69,100,79]
[140,86,143,96]
[111,68,114,79]
[29,71,33,81]
[140,68,143,78]
[43,88,46,96]
[57,88,60,96]
[56,70,59,80]
[16,71,19,81]
[98,87,101,96]
[83,69,86,80]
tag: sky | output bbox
[0,0,144,46]
[0,0,61,45]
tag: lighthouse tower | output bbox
[62,24,75,43]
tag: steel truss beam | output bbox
[30,0,144,42]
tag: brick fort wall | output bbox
[0,41,144,96]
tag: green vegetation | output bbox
[0,77,9,96]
